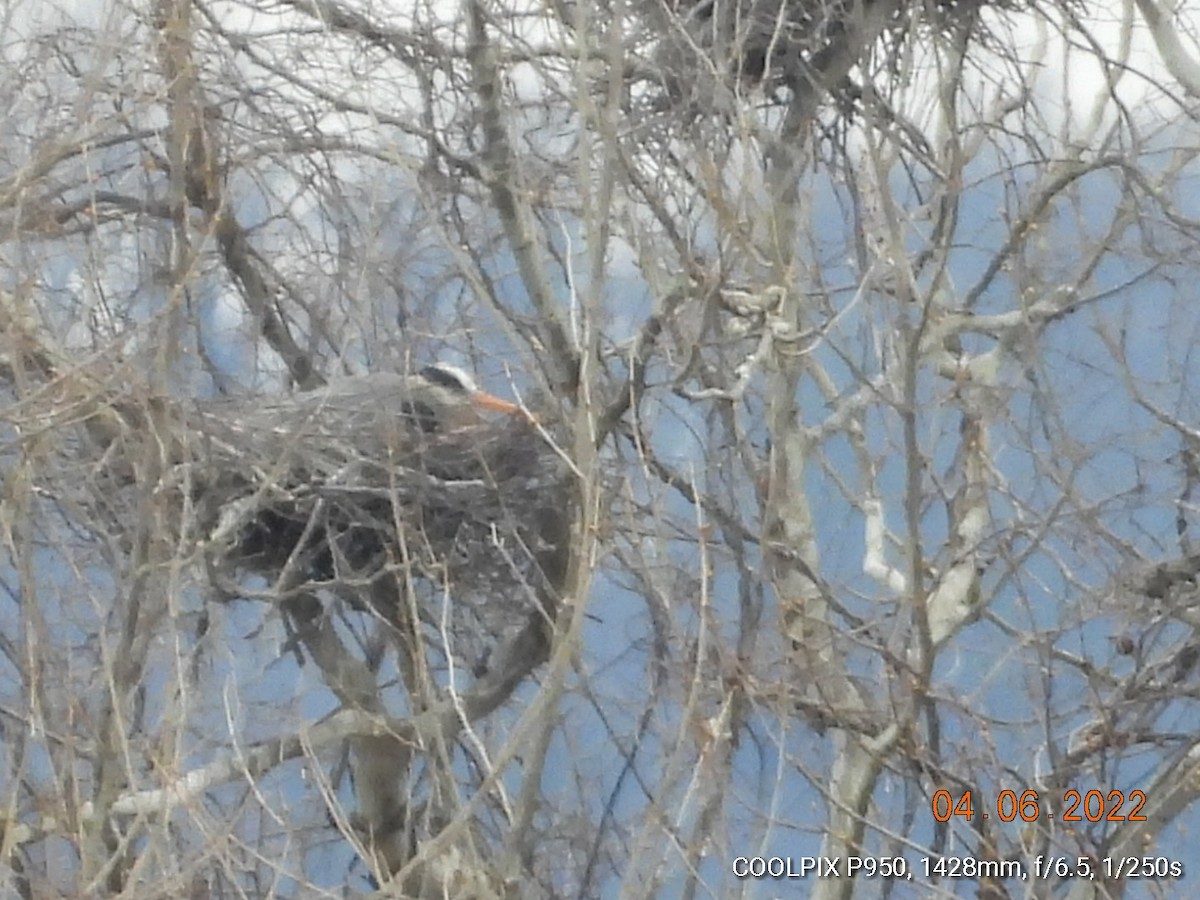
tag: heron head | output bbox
[407,363,523,432]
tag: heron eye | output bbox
[400,400,438,433]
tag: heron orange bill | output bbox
[471,390,522,415]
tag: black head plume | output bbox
[419,363,475,395]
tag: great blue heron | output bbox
[190,363,561,600]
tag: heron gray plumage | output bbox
[194,363,528,471]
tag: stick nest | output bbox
[180,375,571,625]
